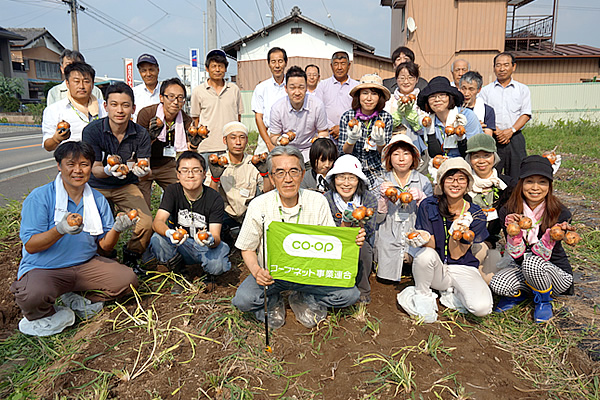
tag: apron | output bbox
[375,170,419,281]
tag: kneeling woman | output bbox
[324,155,377,303]
[491,156,574,323]
[397,158,492,322]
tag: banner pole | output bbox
[261,214,272,353]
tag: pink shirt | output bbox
[314,75,358,129]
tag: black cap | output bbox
[417,76,464,110]
[519,155,553,181]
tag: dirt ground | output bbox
[0,157,599,399]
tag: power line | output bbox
[319,0,341,43]
[220,0,255,31]
[254,0,265,30]
[217,10,241,37]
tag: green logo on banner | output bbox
[267,221,360,288]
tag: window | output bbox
[12,60,29,72]
[291,27,302,34]
[35,60,61,80]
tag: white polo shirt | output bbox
[132,82,161,122]
[41,97,107,147]
[251,76,286,154]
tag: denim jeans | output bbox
[232,274,360,313]
[149,233,231,275]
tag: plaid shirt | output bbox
[337,109,393,190]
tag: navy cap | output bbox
[206,49,227,59]
[137,54,159,67]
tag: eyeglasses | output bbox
[444,176,468,184]
[429,93,449,101]
[397,76,416,83]
[178,168,203,175]
[335,174,359,183]
[163,94,186,102]
[469,153,494,161]
[272,168,302,179]
[306,73,319,78]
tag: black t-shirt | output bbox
[159,183,224,233]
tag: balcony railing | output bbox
[506,14,554,51]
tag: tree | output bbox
[0,73,25,112]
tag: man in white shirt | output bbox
[251,47,288,154]
[480,52,531,180]
[232,146,364,328]
[132,54,161,121]
[46,49,104,106]
[305,64,320,94]
[42,62,106,152]
[450,59,470,87]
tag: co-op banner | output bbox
[266,222,359,288]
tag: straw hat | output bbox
[349,74,391,102]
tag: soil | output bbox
[0,155,599,399]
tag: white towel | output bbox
[472,98,486,123]
[155,103,188,152]
[53,173,104,236]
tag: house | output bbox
[222,6,394,90]
[380,0,600,84]
[8,27,66,100]
[0,27,25,79]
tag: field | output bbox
[0,120,599,399]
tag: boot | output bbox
[494,290,527,313]
[123,249,145,276]
[166,254,187,294]
[527,283,553,323]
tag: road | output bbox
[0,128,50,171]
[0,127,57,207]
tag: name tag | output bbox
[239,188,250,198]
[485,208,498,221]
[163,146,176,158]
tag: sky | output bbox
[2,0,599,82]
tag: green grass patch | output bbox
[0,198,22,244]
[524,119,600,158]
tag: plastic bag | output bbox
[288,291,327,328]
[439,287,468,313]
[61,292,104,319]
[255,295,286,329]
[397,286,438,323]
[19,305,76,336]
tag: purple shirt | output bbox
[268,95,329,160]
[314,75,358,128]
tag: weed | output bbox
[356,351,415,397]
[418,333,455,368]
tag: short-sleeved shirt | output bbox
[190,80,244,153]
[159,183,224,233]
[314,76,358,128]
[235,189,335,268]
[268,95,329,160]
[337,109,394,189]
[136,104,193,168]
[42,97,107,147]
[251,76,286,128]
[46,81,104,106]
[479,79,531,130]
[132,82,161,122]
[205,153,264,221]
[82,117,152,189]
[415,197,489,268]
[18,180,113,279]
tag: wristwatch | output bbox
[511,127,517,134]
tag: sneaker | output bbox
[288,291,327,328]
[19,306,76,336]
[140,248,158,271]
[61,292,104,319]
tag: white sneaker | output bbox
[19,306,75,336]
[61,292,104,319]
[397,286,439,323]
[439,287,467,313]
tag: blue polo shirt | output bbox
[82,117,151,190]
[18,180,114,279]
[415,196,488,268]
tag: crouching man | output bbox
[10,142,138,337]
[232,146,364,328]
[145,151,231,286]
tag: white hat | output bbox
[222,121,248,137]
[325,154,368,184]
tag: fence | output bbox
[241,82,600,130]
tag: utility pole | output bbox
[62,0,80,51]
[271,0,275,24]
[207,0,217,51]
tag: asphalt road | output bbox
[0,128,50,171]
[0,127,57,207]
